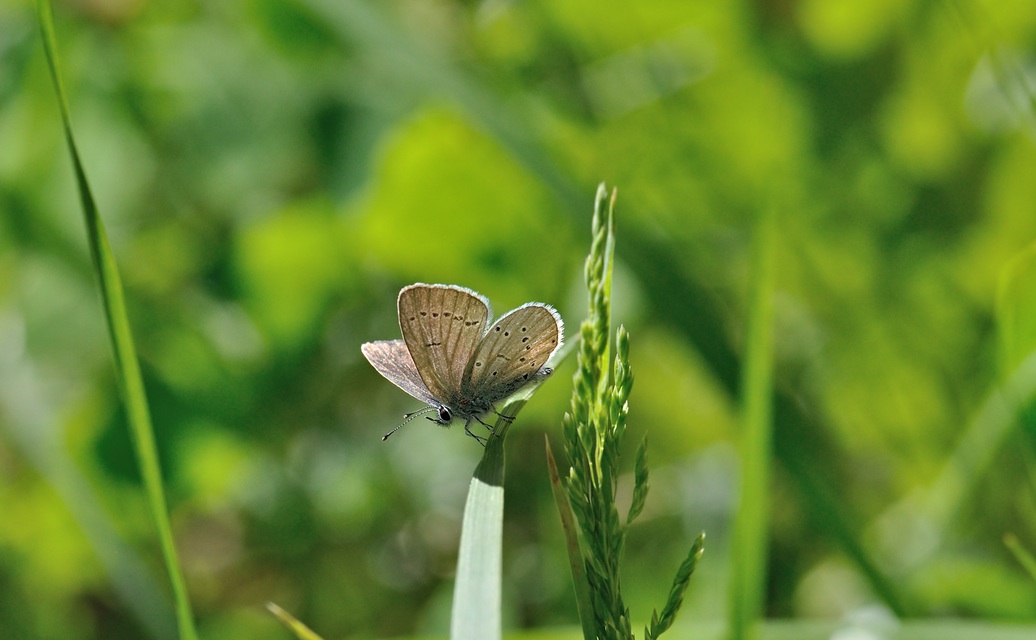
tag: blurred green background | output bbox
[3,0,1036,638]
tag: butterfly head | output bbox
[428,404,453,425]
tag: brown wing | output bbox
[463,303,562,404]
[361,340,439,407]
[397,283,491,402]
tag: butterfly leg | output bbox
[463,419,488,446]
[491,408,515,423]
[473,413,502,438]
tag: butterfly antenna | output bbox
[382,407,435,441]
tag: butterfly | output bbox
[361,283,563,442]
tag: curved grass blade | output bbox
[267,602,327,640]
[35,2,198,638]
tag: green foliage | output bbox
[7,0,1036,637]
[557,186,704,640]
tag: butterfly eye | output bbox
[438,406,452,423]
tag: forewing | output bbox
[361,340,439,406]
[397,283,491,402]
[464,303,563,402]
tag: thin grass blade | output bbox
[727,203,777,640]
[267,602,327,640]
[546,437,595,640]
[35,2,198,638]
[1004,534,1036,583]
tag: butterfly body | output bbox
[362,283,563,440]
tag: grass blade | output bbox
[899,350,1036,562]
[35,2,198,638]
[451,377,554,640]
[451,418,506,640]
[267,602,327,640]
[727,203,777,640]
[996,241,1036,375]
[450,473,504,640]
[545,436,595,640]
[1004,534,1036,583]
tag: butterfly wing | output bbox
[361,340,440,407]
[463,303,563,404]
[397,283,492,403]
